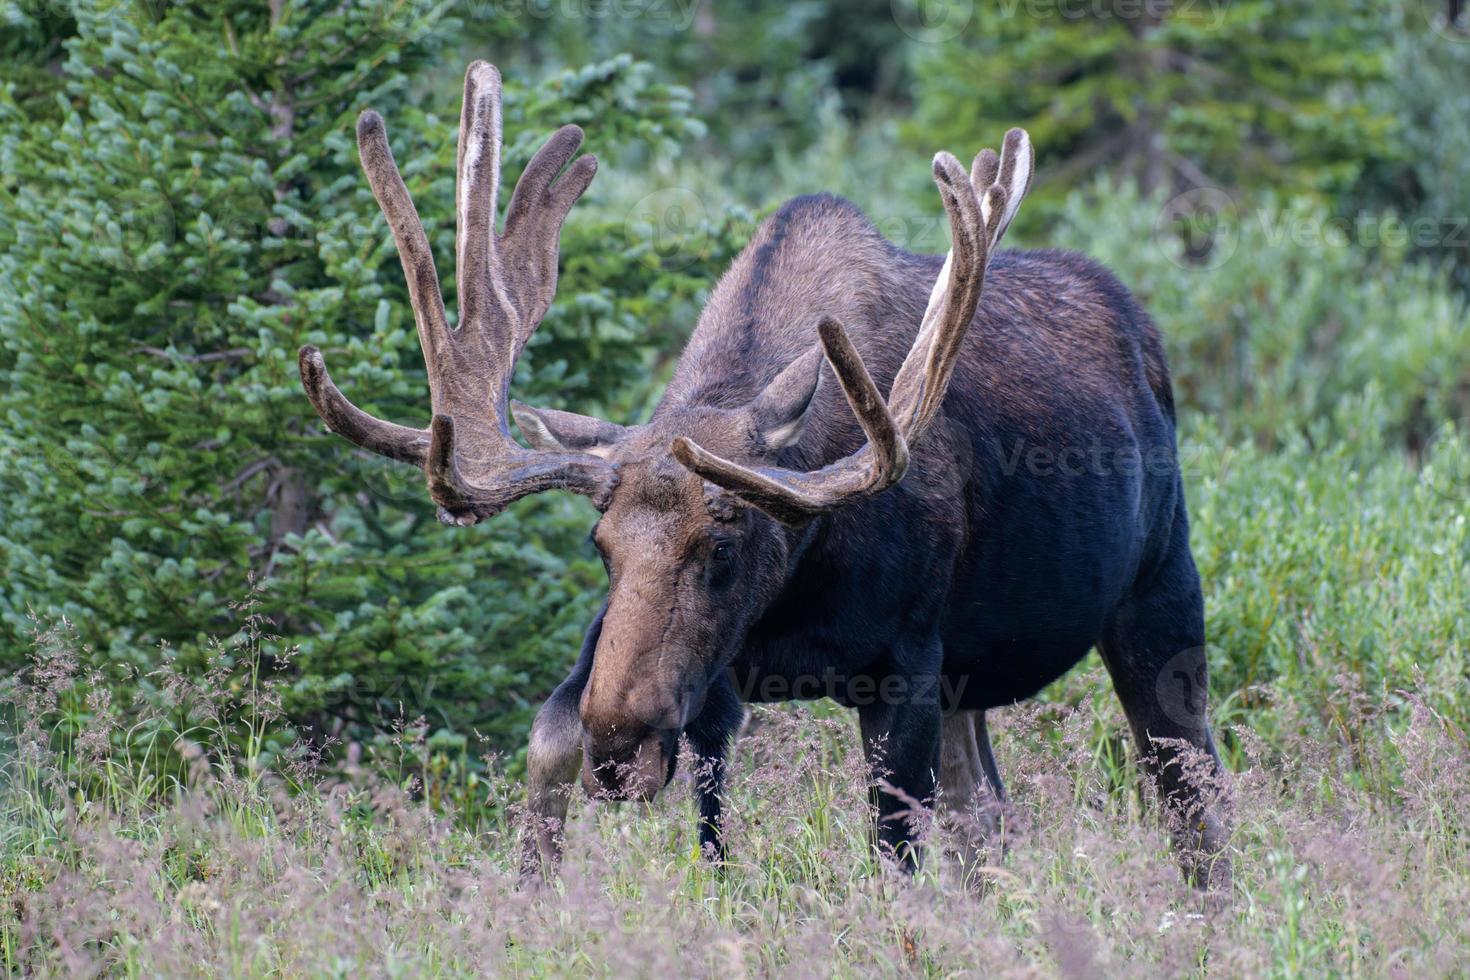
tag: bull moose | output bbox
[299,62,1229,887]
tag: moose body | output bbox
[529,197,1221,873]
[300,63,1228,888]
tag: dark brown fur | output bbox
[528,193,1227,887]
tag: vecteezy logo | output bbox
[891,0,974,43]
[1153,186,1239,271]
[625,187,710,272]
[1154,647,1211,728]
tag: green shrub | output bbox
[1051,183,1470,447]
[1184,416,1469,744]
[907,0,1393,213]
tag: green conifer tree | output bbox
[908,0,1394,212]
[0,0,745,770]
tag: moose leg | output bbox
[1099,537,1231,892]
[938,710,1006,870]
[521,606,604,878]
[974,712,1006,802]
[684,672,744,862]
[857,656,943,871]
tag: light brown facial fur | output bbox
[575,410,790,799]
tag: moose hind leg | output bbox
[938,710,1006,868]
[1100,540,1230,892]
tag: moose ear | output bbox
[749,345,823,451]
[510,401,626,458]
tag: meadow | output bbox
[3,2,1469,976]
[4,419,1467,976]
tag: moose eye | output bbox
[710,540,735,564]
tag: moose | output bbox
[299,62,1229,887]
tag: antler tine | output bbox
[298,346,430,465]
[356,109,451,382]
[671,130,1034,525]
[814,318,909,481]
[292,110,449,465]
[990,128,1034,244]
[500,125,599,357]
[671,316,910,523]
[888,150,990,443]
[456,61,503,336]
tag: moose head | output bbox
[299,62,1032,802]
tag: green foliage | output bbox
[1355,5,1470,292]
[502,1,837,171]
[493,0,914,180]
[909,0,1395,212]
[1050,182,1470,447]
[0,0,748,767]
[1187,421,1469,741]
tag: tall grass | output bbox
[4,433,1467,977]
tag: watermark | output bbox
[891,0,975,43]
[1423,418,1470,505]
[893,0,1231,43]
[1255,210,1470,253]
[623,186,712,271]
[1421,0,1470,42]
[1153,646,1212,728]
[468,0,702,30]
[1153,186,1239,270]
[89,188,177,273]
[726,667,970,710]
[871,213,953,255]
[360,0,703,43]
[984,434,1179,480]
[924,434,1243,485]
[996,0,1230,28]
[1154,186,1470,269]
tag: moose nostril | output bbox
[581,728,669,801]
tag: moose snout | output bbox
[580,725,675,801]
[578,658,697,801]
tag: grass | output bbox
[3,429,1468,977]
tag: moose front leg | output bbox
[520,606,603,879]
[684,672,744,862]
[856,660,943,872]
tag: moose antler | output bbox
[298,62,616,525]
[672,130,1034,525]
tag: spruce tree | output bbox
[0,0,744,769]
[909,0,1394,210]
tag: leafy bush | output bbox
[1186,420,1469,744]
[1052,183,1470,447]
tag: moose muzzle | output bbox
[579,724,677,801]
[578,647,694,800]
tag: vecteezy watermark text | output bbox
[725,667,968,708]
